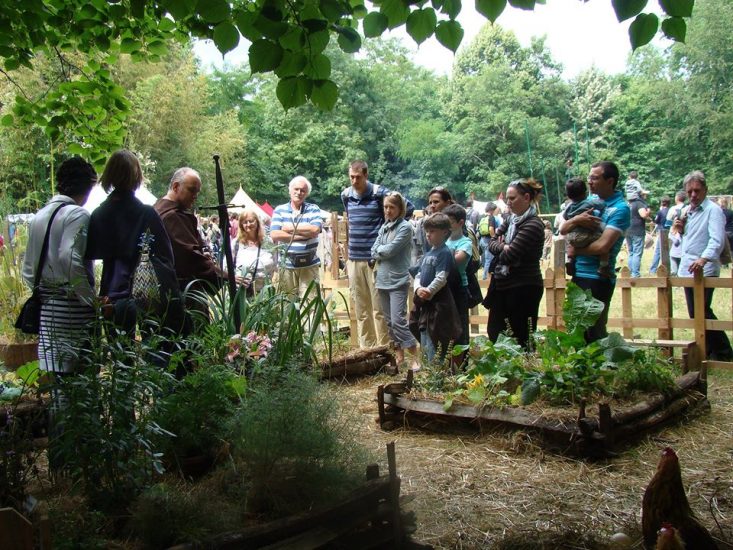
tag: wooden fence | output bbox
[320,217,733,369]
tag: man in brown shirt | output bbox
[154,167,241,296]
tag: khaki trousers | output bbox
[279,265,320,299]
[348,260,389,348]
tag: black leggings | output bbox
[487,285,543,349]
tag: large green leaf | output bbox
[235,10,260,41]
[435,20,463,52]
[166,0,196,20]
[363,12,388,37]
[562,281,604,335]
[275,50,307,77]
[213,21,240,53]
[406,8,437,44]
[476,0,506,23]
[311,79,339,110]
[276,76,309,109]
[319,0,346,22]
[659,0,693,18]
[661,16,686,42]
[279,26,305,50]
[520,378,540,405]
[305,29,330,54]
[441,0,461,19]
[381,0,410,28]
[336,26,361,52]
[304,53,331,79]
[508,0,536,9]
[598,333,639,363]
[629,12,658,50]
[196,0,231,23]
[611,0,648,22]
[249,39,284,72]
[0,114,13,127]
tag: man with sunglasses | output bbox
[560,161,630,342]
[342,160,414,348]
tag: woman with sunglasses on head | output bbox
[234,208,275,297]
[484,178,545,349]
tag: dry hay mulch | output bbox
[327,368,733,549]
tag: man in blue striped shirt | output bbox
[271,176,323,298]
[342,160,414,348]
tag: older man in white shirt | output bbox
[673,170,732,360]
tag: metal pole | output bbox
[213,154,241,331]
[584,121,591,171]
[554,165,562,211]
[541,161,550,212]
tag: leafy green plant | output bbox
[227,364,371,516]
[444,282,678,408]
[54,319,174,513]
[152,364,243,464]
[0,225,33,343]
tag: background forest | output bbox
[1,0,731,214]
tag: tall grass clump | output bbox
[227,364,372,516]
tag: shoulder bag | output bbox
[15,203,68,334]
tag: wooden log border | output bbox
[377,366,710,459]
[319,345,397,379]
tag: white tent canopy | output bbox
[83,184,158,212]
[228,186,268,220]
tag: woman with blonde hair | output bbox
[371,192,418,369]
[484,178,545,349]
[234,208,275,296]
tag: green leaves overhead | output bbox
[629,12,659,50]
[435,20,463,52]
[660,0,694,18]
[363,12,389,37]
[612,0,648,22]
[476,0,506,23]
[276,76,310,109]
[213,21,239,53]
[249,39,284,73]
[197,0,231,23]
[406,8,437,45]
[508,0,537,9]
[311,79,339,110]
[661,16,686,42]
[381,0,410,28]
[336,26,361,53]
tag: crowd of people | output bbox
[21,151,733,400]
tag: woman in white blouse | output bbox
[234,209,275,296]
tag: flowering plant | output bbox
[226,331,272,364]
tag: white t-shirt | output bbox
[235,242,275,281]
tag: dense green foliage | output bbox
[0,0,731,213]
[424,282,679,409]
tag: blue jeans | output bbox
[480,238,493,280]
[420,329,436,363]
[649,234,661,274]
[626,234,645,278]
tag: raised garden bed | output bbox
[320,345,397,379]
[377,367,710,458]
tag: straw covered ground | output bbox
[326,368,733,549]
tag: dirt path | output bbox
[328,370,733,549]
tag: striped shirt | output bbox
[342,182,414,261]
[271,201,322,269]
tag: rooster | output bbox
[642,447,718,550]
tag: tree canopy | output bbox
[0,1,697,164]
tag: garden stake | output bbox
[213,154,241,331]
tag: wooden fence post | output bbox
[693,270,707,359]
[659,229,670,272]
[550,239,566,329]
[656,264,673,342]
[619,267,633,339]
[330,212,340,280]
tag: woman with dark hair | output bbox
[23,157,98,374]
[86,150,181,337]
[416,187,455,257]
[234,208,275,296]
[484,178,545,349]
